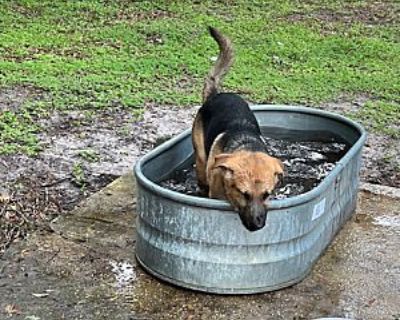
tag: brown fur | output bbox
[192,112,207,189]
[209,151,283,203]
[202,27,234,104]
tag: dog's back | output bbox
[201,93,263,156]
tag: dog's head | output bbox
[212,151,284,231]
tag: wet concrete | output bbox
[0,173,399,320]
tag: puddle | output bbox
[109,260,136,289]
[373,215,400,228]
[160,133,349,199]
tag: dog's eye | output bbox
[275,172,283,180]
[243,192,251,200]
[262,191,270,200]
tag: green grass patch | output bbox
[71,161,86,189]
[0,0,399,154]
[352,101,400,138]
[78,149,100,163]
[0,110,40,155]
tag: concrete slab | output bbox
[0,173,399,320]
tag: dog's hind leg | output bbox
[192,113,208,189]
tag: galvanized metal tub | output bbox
[134,105,366,294]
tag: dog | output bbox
[192,27,284,231]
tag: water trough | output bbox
[134,105,366,294]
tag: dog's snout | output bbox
[239,201,267,231]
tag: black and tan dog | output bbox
[192,27,284,231]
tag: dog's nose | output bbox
[239,202,267,231]
[244,218,265,231]
[245,223,262,232]
[255,214,265,226]
[243,212,266,231]
[251,202,267,227]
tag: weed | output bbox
[71,162,86,188]
[0,111,40,155]
[78,149,100,163]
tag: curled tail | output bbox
[202,27,234,104]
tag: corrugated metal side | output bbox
[136,153,360,293]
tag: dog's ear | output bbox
[273,158,285,184]
[213,154,233,169]
[212,154,235,177]
[275,158,284,174]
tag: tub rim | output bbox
[134,105,367,211]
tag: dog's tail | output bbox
[202,27,234,104]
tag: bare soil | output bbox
[0,87,196,254]
[285,2,399,26]
[0,87,399,255]
[321,95,400,188]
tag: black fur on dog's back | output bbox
[201,93,266,157]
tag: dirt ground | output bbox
[0,87,399,255]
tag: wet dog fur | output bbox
[192,27,284,231]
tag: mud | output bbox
[285,2,399,26]
[0,85,45,112]
[0,86,196,254]
[0,87,399,255]
[320,95,400,188]
[160,136,349,199]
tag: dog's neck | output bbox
[222,131,267,154]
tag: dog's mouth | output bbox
[238,203,267,232]
[242,220,266,232]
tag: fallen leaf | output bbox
[5,304,21,315]
[25,316,41,320]
[32,293,49,298]
[0,188,10,202]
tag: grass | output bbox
[0,110,40,155]
[0,0,399,154]
[354,101,400,138]
[78,149,100,163]
[71,161,86,188]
